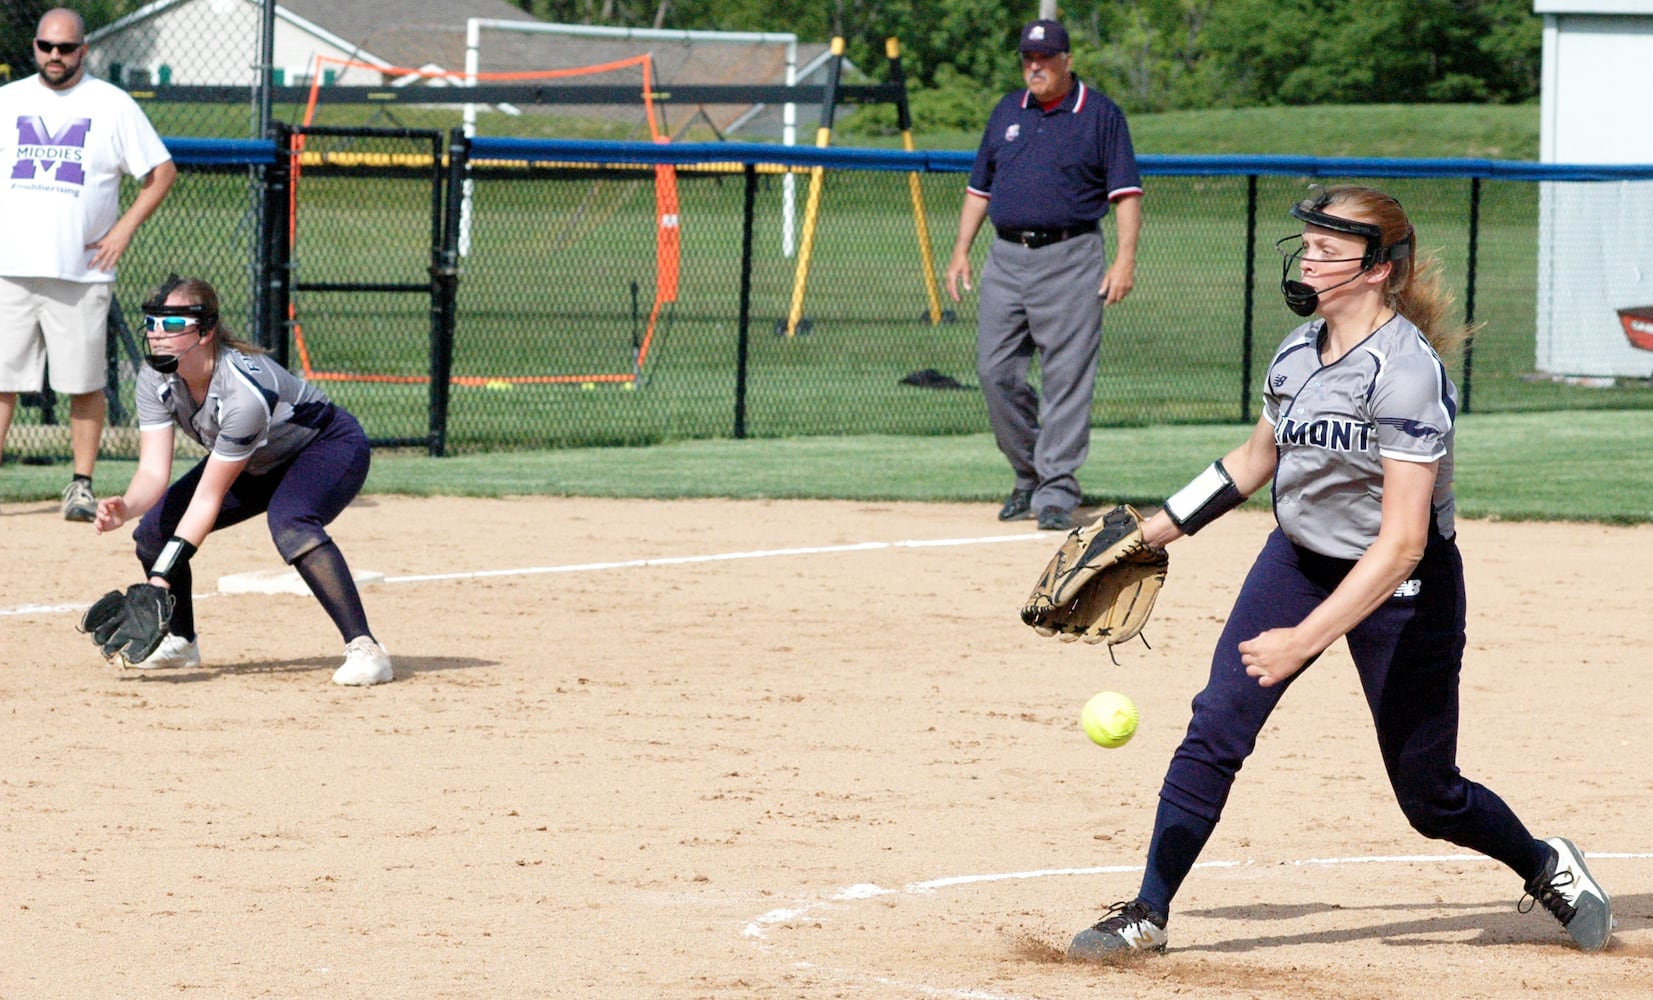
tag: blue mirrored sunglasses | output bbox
[144,315,201,334]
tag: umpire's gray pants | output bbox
[975,232,1105,513]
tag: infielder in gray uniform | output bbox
[1065,186,1614,958]
[92,276,393,686]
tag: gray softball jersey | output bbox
[1263,314,1457,561]
[135,346,334,476]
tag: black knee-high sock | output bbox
[1137,798,1218,917]
[292,541,372,644]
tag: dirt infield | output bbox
[2,496,1648,998]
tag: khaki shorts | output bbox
[0,276,112,395]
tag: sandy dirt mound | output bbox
[2,497,1647,997]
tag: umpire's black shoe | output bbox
[998,488,1034,521]
[1037,506,1074,531]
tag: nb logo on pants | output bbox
[1393,579,1422,598]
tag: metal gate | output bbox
[265,124,459,455]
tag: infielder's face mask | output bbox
[140,274,216,374]
[1277,191,1413,317]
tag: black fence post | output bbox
[735,163,757,439]
[430,128,469,457]
[104,298,142,425]
[1461,176,1482,414]
[260,119,292,368]
[257,0,276,137]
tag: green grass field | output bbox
[907,103,1544,159]
[7,411,1649,523]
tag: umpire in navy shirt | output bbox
[945,19,1143,532]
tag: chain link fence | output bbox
[373,141,1653,453]
[6,4,1647,468]
[82,0,268,139]
[10,138,1653,462]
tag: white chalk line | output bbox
[381,532,1045,584]
[743,851,1653,1000]
[0,531,1047,617]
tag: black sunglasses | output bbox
[35,39,82,56]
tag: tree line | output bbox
[513,1,1543,127]
[3,1,1542,128]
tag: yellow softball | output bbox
[1081,691,1139,749]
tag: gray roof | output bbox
[278,0,822,87]
[275,2,835,136]
[280,0,529,69]
[87,0,844,138]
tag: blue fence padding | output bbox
[164,137,278,166]
[1139,153,1653,182]
[468,137,955,173]
[466,138,1653,182]
[164,134,1653,182]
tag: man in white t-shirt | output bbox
[0,7,175,520]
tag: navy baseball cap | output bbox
[1019,19,1069,55]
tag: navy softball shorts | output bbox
[135,405,371,566]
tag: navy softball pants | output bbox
[1158,527,1544,875]
[134,405,371,568]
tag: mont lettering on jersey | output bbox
[1274,413,1374,453]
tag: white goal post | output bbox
[463,18,802,256]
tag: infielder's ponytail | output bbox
[1313,186,1478,358]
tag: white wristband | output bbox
[1164,460,1245,535]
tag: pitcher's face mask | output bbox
[1277,191,1413,317]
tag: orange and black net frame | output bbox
[778,37,948,336]
[288,54,678,389]
[887,37,951,326]
[778,37,845,338]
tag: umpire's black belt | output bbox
[995,220,1099,249]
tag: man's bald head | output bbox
[33,7,88,90]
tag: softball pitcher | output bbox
[90,275,393,686]
[1067,186,1613,958]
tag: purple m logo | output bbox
[12,115,90,185]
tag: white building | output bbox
[1536,0,1653,377]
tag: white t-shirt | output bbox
[0,74,172,283]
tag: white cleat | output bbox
[129,635,202,670]
[333,637,394,686]
[1522,836,1614,952]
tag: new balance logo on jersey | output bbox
[11,115,91,185]
[1274,416,1371,452]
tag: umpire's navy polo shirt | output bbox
[966,79,1142,232]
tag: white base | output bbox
[218,567,385,596]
